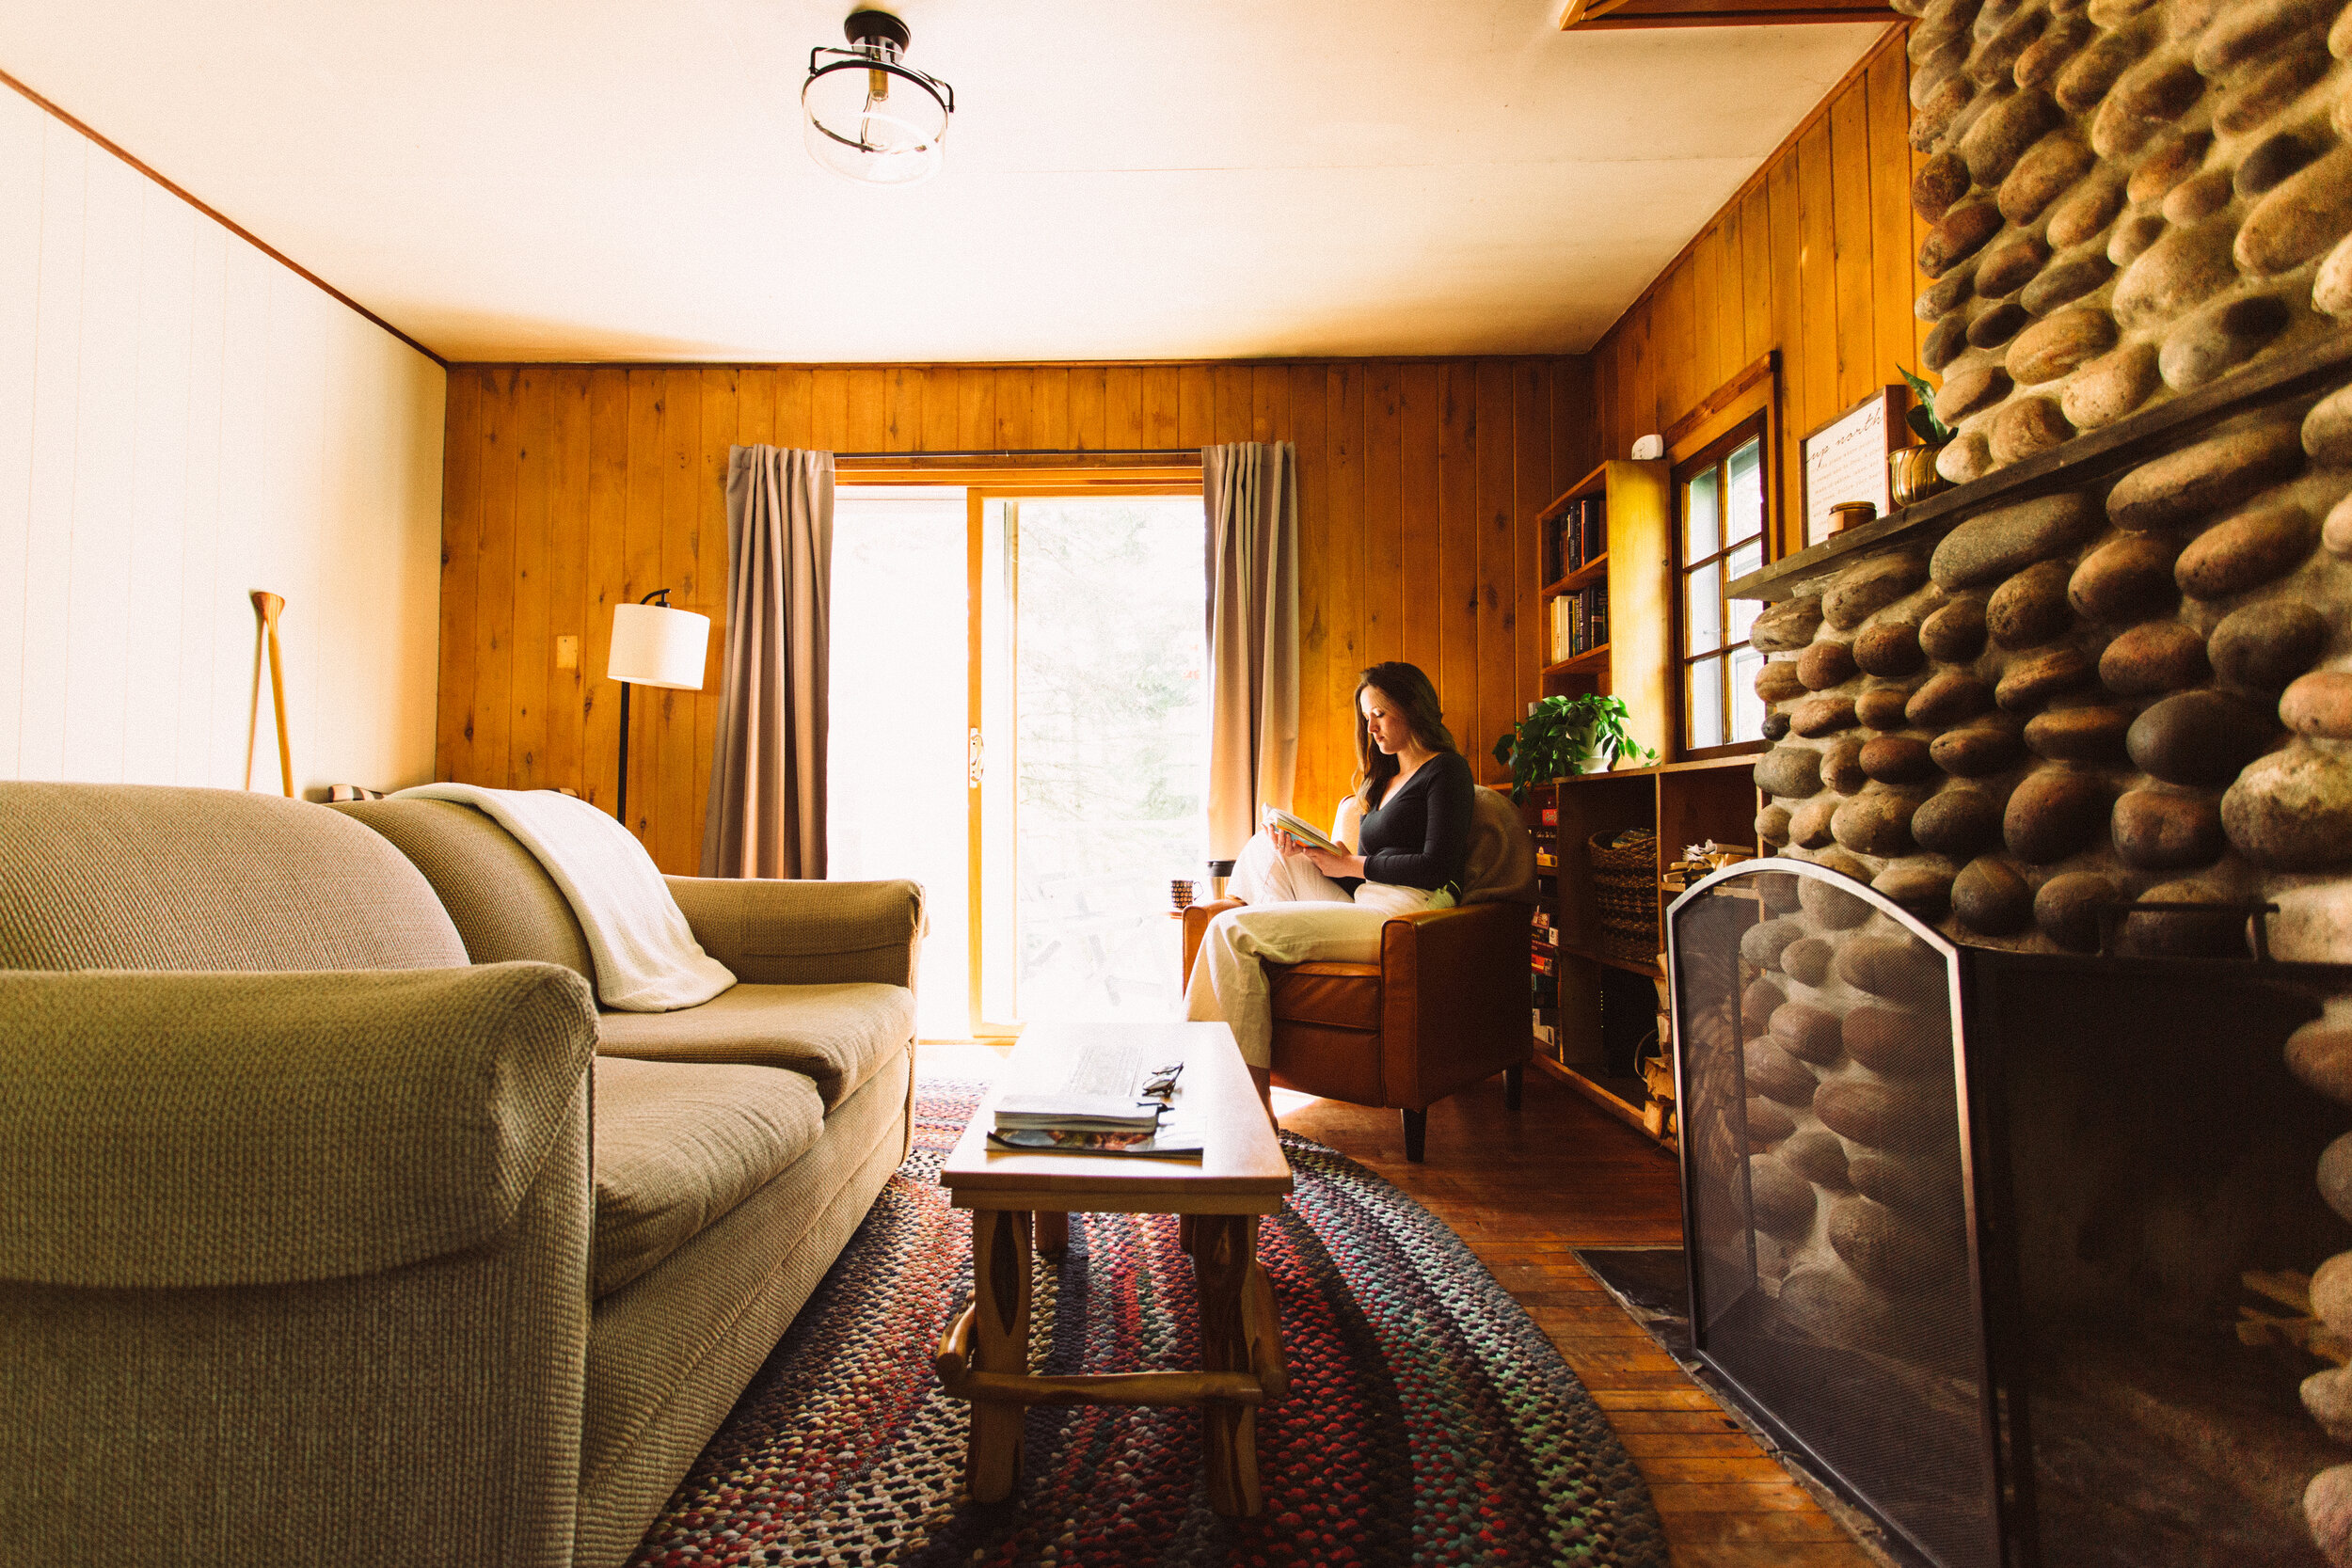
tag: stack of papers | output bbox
[986,1044,1205,1159]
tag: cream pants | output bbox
[1183,828,1438,1069]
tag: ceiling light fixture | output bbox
[802,8,954,186]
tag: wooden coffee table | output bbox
[937,1020,1295,1515]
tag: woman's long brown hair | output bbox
[1353,661,1456,806]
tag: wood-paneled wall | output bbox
[437,359,1592,872]
[1587,22,1923,552]
[0,84,445,796]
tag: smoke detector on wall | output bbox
[802,8,955,186]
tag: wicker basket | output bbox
[1587,828,1660,966]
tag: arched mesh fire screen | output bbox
[1667,861,1998,1568]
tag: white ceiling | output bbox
[0,1,1888,363]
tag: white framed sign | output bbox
[1801,388,1903,548]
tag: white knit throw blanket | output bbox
[392,783,736,1012]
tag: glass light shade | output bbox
[609,602,710,689]
[803,53,948,185]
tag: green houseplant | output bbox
[1492,694,1655,803]
[1892,367,1955,510]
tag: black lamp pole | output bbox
[613,588,672,826]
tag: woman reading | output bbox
[1184,660,1473,1102]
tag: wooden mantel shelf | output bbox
[1728,335,2352,604]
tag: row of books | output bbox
[1549,585,1609,662]
[1550,495,1608,580]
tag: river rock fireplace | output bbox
[1668,858,2351,1567]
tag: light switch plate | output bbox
[556,635,580,670]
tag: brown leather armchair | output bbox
[1181,897,1532,1162]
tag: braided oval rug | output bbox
[627,1083,1665,1568]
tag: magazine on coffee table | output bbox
[986,1041,1205,1159]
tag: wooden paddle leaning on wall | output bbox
[248,590,294,798]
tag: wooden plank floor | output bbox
[917,1042,1876,1567]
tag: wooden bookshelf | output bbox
[1541,555,1610,598]
[1522,753,1760,1147]
[1532,461,1670,759]
[1539,644,1612,678]
[1533,1054,1676,1151]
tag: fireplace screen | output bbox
[1668,862,1997,1568]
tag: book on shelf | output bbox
[1548,581,1613,663]
[1552,495,1609,580]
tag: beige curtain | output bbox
[1204,441,1300,860]
[702,447,832,879]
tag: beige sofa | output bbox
[0,784,923,1568]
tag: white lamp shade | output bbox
[609,602,710,689]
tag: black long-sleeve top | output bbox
[1343,750,1475,894]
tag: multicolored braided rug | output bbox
[627,1083,1665,1568]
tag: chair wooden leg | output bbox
[1402,1107,1426,1163]
[1504,1063,1524,1111]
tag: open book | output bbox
[1263,805,1349,857]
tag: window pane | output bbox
[1728,593,1760,649]
[1685,560,1723,655]
[1728,538,1764,581]
[1011,499,1207,1023]
[1730,645,1765,744]
[1684,467,1720,561]
[1688,656,1725,751]
[830,486,972,1040]
[1726,438,1764,544]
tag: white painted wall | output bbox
[0,87,444,798]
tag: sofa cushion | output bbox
[594,982,914,1110]
[0,783,466,971]
[329,799,596,981]
[591,1055,825,1298]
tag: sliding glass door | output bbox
[831,482,1204,1040]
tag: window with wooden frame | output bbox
[1675,417,1769,757]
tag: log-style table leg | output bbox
[1034,1210,1069,1261]
[1192,1213,1263,1516]
[967,1208,1031,1502]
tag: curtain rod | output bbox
[829,447,1203,460]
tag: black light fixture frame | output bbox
[613,587,671,829]
[803,9,954,162]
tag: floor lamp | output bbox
[608,589,711,827]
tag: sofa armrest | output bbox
[666,875,925,990]
[1181,898,1246,990]
[1377,901,1535,1109]
[0,962,596,1564]
[0,962,596,1289]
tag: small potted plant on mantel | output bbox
[1492,694,1656,803]
[1893,368,1955,509]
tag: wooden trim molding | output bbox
[0,67,446,367]
[1564,0,1900,26]
[1662,350,1778,461]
